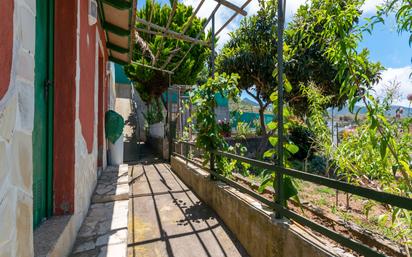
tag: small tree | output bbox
[285,0,383,114]
[217,0,277,136]
[124,0,210,103]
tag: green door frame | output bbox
[33,0,54,227]
[46,0,54,218]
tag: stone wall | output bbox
[0,0,36,256]
[171,156,342,257]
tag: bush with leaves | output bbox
[143,98,164,125]
[285,0,382,115]
[189,73,240,175]
[217,0,278,135]
[235,122,254,138]
[289,124,316,161]
[303,83,412,247]
[124,1,210,103]
[257,91,301,204]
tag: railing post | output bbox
[275,0,286,219]
[210,152,216,179]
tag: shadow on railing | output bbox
[173,140,412,257]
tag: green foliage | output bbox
[285,0,383,115]
[308,155,328,175]
[259,91,300,202]
[303,83,412,246]
[298,0,412,194]
[289,124,316,160]
[190,73,240,175]
[217,119,231,136]
[235,122,254,138]
[143,98,164,125]
[217,0,278,134]
[253,119,264,136]
[124,1,210,103]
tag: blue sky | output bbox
[137,0,412,106]
[359,16,411,69]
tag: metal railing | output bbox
[173,140,412,257]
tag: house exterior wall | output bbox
[0,0,117,256]
[0,0,36,256]
[73,0,112,236]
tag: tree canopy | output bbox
[284,0,383,114]
[216,0,277,135]
[124,0,210,103]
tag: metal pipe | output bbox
[275,0,286,218]
[216,0,252,36]
[212,0,247,16]
[172,3,221,72]
[211,14,216,78]
[135,27,210,46]
[131,61,174,74]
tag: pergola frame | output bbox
[133,0,252,74]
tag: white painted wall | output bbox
[149,122,165,138]
[73,3,101,237]
[0,0,36,256]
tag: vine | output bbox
[189,73,240,175]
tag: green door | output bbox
[33,0,54,228]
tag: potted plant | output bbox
[218,119,231,137]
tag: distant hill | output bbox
[241,98,259,106]
[327,105,412,117]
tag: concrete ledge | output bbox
[171,156,342,257]
[34,215,77,257]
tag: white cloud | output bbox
[362,0,385,14]
[373,66,412,107]
[181,0,384,49]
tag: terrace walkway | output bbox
[127,146,249,257]
[70,143,249,257]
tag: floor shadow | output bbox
[127,153,249,257]
[174,200,216,226]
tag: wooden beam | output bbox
[212,0,247,16]
[135,19,210,46]
[109,56,129,65]
[131,61,174,74]
[216,0,252,36]
[107,42,129,53]
[101,0,131,10]
[103,22,130,36]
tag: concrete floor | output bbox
[128,151,249,257]
[71,91,248,256]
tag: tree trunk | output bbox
[256,105,269,159]
[258,106,267,136]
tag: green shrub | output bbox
[143,98,164,125]
[289,124,315,160]
[308,155,327,174]
[236,122,253,137]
